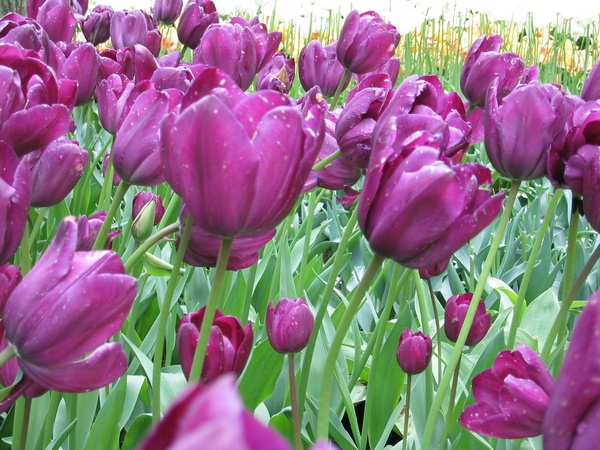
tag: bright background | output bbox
[97,0,599,34]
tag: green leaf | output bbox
[519,289,560,350]
[44,420,77,450]
[82,377,127,450]
[238,339,285,411]
[121,414,153,450]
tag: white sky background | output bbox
[97,0,599,35]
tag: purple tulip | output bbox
[299,40,350,97]
[0,263,21,316]
[82,5,113,45]
[177,307,253,383]
[177,0,218,49]
[95,75,150,135]
[230,16,281,72]
[131,191,165,241]
[336,73,394,168]
[23,137,88,207]
[161,68,325,238]
[110,10,161,56]
[153,0,183,25]
[485,81,568,180]
[60,42,100,106]
[98,47,135,80]
[178,205,276,270]
[138,375,292,450]
[418,258,450,280]
[582,148,600,232]
[36,0,77,43]
[460,344,555,438]
[256,52,295,94]
[396,329,432,375]
[113,86,174,186]
[543,290,600,449]
[358,115,504,269]
[0,13,51,54]
[582,56,600,101]
[0,143,30,265]
[266,298,315,354]
[460,34,525,108]
[75,211,121,251]
[444,293,491,346]
[336,10,399,75]
[1,216,137,393]
[354,57,400,86]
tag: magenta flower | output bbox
[0,263,21,315]
[82,5,113,46]
[60,42,100,106]
[177,307,253,383]
[460,34,525,108]
[131,191,165,241]
[396,329,432,375]
[543,290,600,449]
[358,115,504,269]
[95,75,150,135]
[336,10,399,75]
[75,211,121,251]
[1,217,137,393]
[460,344,555,438]
[178,206,276,271]
[582,56,600,101]
[110,9,161,56]
[444,293,491,346]
[36,0,77,43]
[23,137,88,207]
[176,0,218,49]
[485,81,568,180]
[266,298,315,354]
[229,16,282,72]
[138,375,292,450]
[256,52,295,94]
[153,0,183,25]
[299,40,350,97]
[161,68,325,238]
[0,142,30,265]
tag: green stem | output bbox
[124,222,180,273]
[12,398,31,450]
[297,208,359,421]
[298,190,317,295]
[506,188,562,349]
[413,270,434,409]
[541,243,600,361]
[316,252,386,440]
[19,221,31,274]
[312,149,342,171]
[0,344,16,368]
[560,199,580,301]
[427,278,443,382]
[330,69,352,110]
[151,216,194,422]
[440,354,462,447]
[288,354,303,450]
[403,375,412,450]
[28,207,47,252]
[240,264,257,325]
[422,179,521,449]
[187,237,234,383]
[92,181,131,251]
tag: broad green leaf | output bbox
[239,339,285,410]
[82,377,127,450]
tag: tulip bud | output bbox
[266,298,314,354]
[60,42,100,106]
[82,5,113,46]
[153,0,183,25]
[75,211,121,251]
[299,40,349,97]
[396,329,432,375]
[177,0,218,49]
[336,10,399,75]
[36,0,77,43]
[177,307,253,383]
[0,264,21,316]
[444,293,491,346]
[256,52,295,94]
[582,56,600,101]
[24,138,88,207]
[131,192,164,242]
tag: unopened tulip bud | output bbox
[266,298,314,354]
[444,293,491,346]
[396,329,432,375]
[131,192,164,242]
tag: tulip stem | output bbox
[187,237,234,383]
[297,208,359,423]
[422,179,521,449]
[28,207,47,253]
[92,181,131,251]
[559,199,580,301]
[298,190,317,295]
[330,69,352,110]
[151,215,194,422]
[312,150,342,171]
[507,188,562,349]
[0,344,16,369]
[316,252,386,440]
[440,354,462,447]
[427,278,443,381]
[288,354,303,450]
[124,222,180,273]
[12,397,31,450]
[541,242,600,362]
[402,375,412,450]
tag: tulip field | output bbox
[3,0,600,449]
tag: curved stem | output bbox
[422,179,521,449]
[298,190,317,295]
[541,243,600,361]
[316,252,386,440]
[560,199,580,301]
[506,188,562,349]
[0,344,16,369]
[312,149,342,171]
[288,354,303,450]
[440,354,462,447]
[187,237,234,383]
[427,278,443,381]
[330,69,352,110]
[92,181,131,251]
[151,216,194,422]
[124,222,180,273]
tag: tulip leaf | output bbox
[238,339,285,411]
[44,419,77,450]
[82,377,127,450]
[519,289,560,350]
[119,375,146,428]
[121,414,153,450]
[123,335,154,384]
